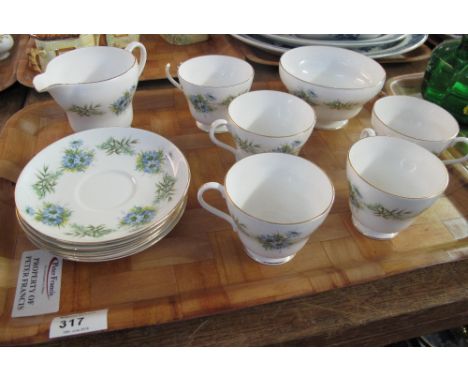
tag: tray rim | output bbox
[0,34,27,92]
[15,34,245,88]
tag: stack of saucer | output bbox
[15,127,190,262]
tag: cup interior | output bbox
[349,136,448,199]
[229,90,315,136]
[373,96,459,141]
[280,46,385,89]
[225,153,334,224]
[179,55,253,87]
[45,46,135,84]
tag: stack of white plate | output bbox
[15,127,190,262]
[231,34,428,59]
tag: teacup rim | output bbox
[178,54,254,89]
[373,95,459,143]
[41,46,137,86]
[228,90,316,138]
[224,153,335,225]
[279,46,386,91]
[348,136,449,200]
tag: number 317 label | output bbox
[49,309,108,339]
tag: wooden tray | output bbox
[0,35,27,92]
[16,34,244,88]
[0,83,467,345]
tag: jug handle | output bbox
[165,63,182,90]
[125,42,147,77]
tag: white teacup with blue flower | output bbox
[165,55,254,132]
[198,153,334,265]
[209,90,316,161]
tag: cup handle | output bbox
[125,41,147,77]
[209,119,237,156]
[165,63,182,90]
[442,137,468,165]
[197,182,236,231]
[360,128,377,139]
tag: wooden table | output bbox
[0,39,467,346]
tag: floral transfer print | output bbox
[292,89,319,106]
[272,140,302,155]
[292,88,360,110]
[32,165,63,199]
[234,217,302,251]
[188,91,247,113]
[61,139,95,172]
[234,135,260,154]
[120,206,156,227]
[348,182,416,220]
[136,150,165,174]
[68,104,104,117]
[154,173,177,203]
[189,94,216,113]
[257,231,301,250]
[65,223,114,238]
[324,100,360,110]
[33,203,72,227]
[234,136,302,156]
[97,136,138,155]
[110,85,137,115]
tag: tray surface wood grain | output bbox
[0,83,467,345]
[0,35,27,92]
[16,34,244,88]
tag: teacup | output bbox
[362,95,468,165]
[209,90,316,161]
[280,46,385,130]
[347,135,449,240]
[198,153,334,265]
[0,34,14,61]
[165,55,254,132]
[33,42,147,132]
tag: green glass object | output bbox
[422,35,468,127]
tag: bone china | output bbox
[279,45,385,130]
[33,42,147,132]
[165,55,254,132]
[361,95,468,165]
[198,153,334,265]
[209,90,316,160]
[347,135,449,240]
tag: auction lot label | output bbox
[12,250,62,318]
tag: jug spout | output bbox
[33,73,58,93]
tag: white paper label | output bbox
[49,309,108,339]
[11,250,62,318]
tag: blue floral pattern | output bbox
[120,206,156,227]
[34,203,72,227]
[136,150,165,174]
[234,217,302,251]
[110,85,137,115]
[257,231,301,250]
[189,94,216,113]
[272,140,302,155]
[62,140,95,172]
